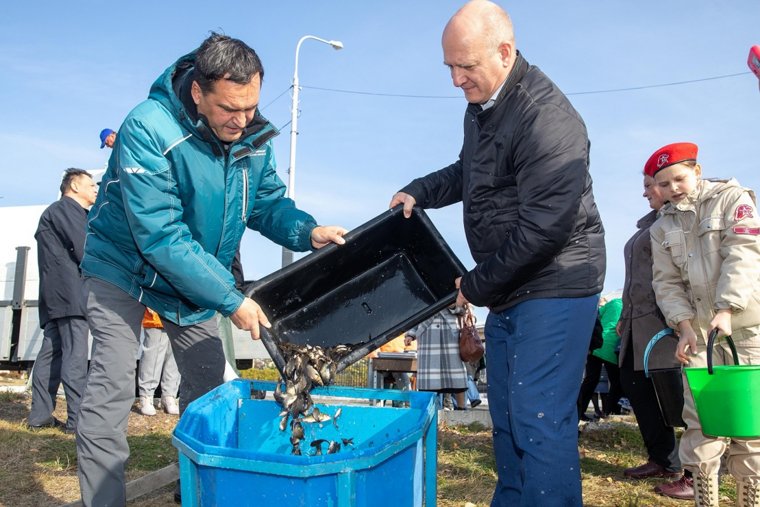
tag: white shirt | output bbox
[481,77,508,111]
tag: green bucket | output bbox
[684,331,760,439]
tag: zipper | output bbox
[242,168,249,222]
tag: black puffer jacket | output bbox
[401,53,605,311]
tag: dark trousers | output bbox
[29,316,89,431]
[619,343,681,472]
[577,355,623,418]
[486,295,599,507]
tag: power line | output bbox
[261,86,293,110]
[292,71,751,99]
[566,71,750,96]
[302,85,458,99]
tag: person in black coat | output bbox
[28,168,97,433]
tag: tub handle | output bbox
[706,329,739,375]
[643,328,677,378]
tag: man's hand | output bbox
[455,276,470,307]
[311,225,348,249]
[389,192,417,218]
[230,297,271,340]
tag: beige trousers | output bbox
[680,329,760,481]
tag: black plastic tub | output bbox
[244,206,467,376]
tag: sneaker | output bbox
[27,417,65,431]
[161,396,180,415]
[139,396,156,416]
[470,399,482,408]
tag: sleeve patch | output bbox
[735,204,754,221]
[732,226,760,235]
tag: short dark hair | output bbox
[60,168,92,194]
[194,32,264,93]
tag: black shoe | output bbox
[470,399,482,408]
[27,418,64,431]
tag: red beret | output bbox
[644,142,698,177]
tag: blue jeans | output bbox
[486,295,599,507]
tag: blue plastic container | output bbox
[173,380,438,506]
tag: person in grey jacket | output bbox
[390,2,604,505]
[28,168,97,433]
[76,33,346,506]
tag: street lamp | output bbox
[282,35,343,267]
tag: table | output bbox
[367,353,417,390]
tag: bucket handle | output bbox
[706,328,739,375]
[643,328,677,378]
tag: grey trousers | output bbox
[137,327,180,398]
[76,278,225,507]
[29,316,89,431]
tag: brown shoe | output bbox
[624,461,681,480]
[654,475,694,500]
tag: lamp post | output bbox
[282,35,343,267]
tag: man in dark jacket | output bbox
[390,2,605,505]
[28,168,97,433]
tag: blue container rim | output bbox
[173,380,438,478]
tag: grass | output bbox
[0,377,742,506]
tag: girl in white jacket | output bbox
[648,142,760,507]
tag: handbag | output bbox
[457,305,484,362]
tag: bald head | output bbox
[445,0,514,50]
[442,0,515,104]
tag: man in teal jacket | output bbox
[76,33,346,506]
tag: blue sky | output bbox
[2,1,759,322]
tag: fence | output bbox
[242,358,370,389]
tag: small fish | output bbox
[327,441,341,454]
[303,407,331,424]
[319,363,332,385]
[341,438,354,447]
[291,420,304,440]
[332,407,342,428]
[292,444,301,456]
[304,364,324,386]
[310,439,328,456]
[273,383,284,405]
[279,414,289,432]
[294,373,309,394]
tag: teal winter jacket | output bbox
[81,52,317,325]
